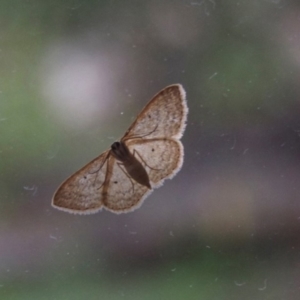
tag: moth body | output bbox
[111,141,151,189]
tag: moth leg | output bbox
[116,162,135,193]
[91,154,109,190]
[85,152,110,179]
[123,124,158,141]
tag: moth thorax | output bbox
[111,141,130,162]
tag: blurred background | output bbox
[1,0,300,299]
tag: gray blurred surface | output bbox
[1,1,300,299]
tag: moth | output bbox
[52,84,188,214]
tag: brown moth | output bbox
[52,84,188,214]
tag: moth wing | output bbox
[122,84,187,141]
[52,150,111,214]
[126,138,183,188]
[102,155,151,213]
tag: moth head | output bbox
[111,141,120,150]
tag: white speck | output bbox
[47,145,60,159]
[230,136,237,150]
[107,136,117,140]
[243,148,249,155]
[23,185,35,191]
[258,279,267,291]
[234,280,246,286]
[209,72,218,80]
[191,2,201,6]
[23,185,38,196]
[264,0,281,3]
